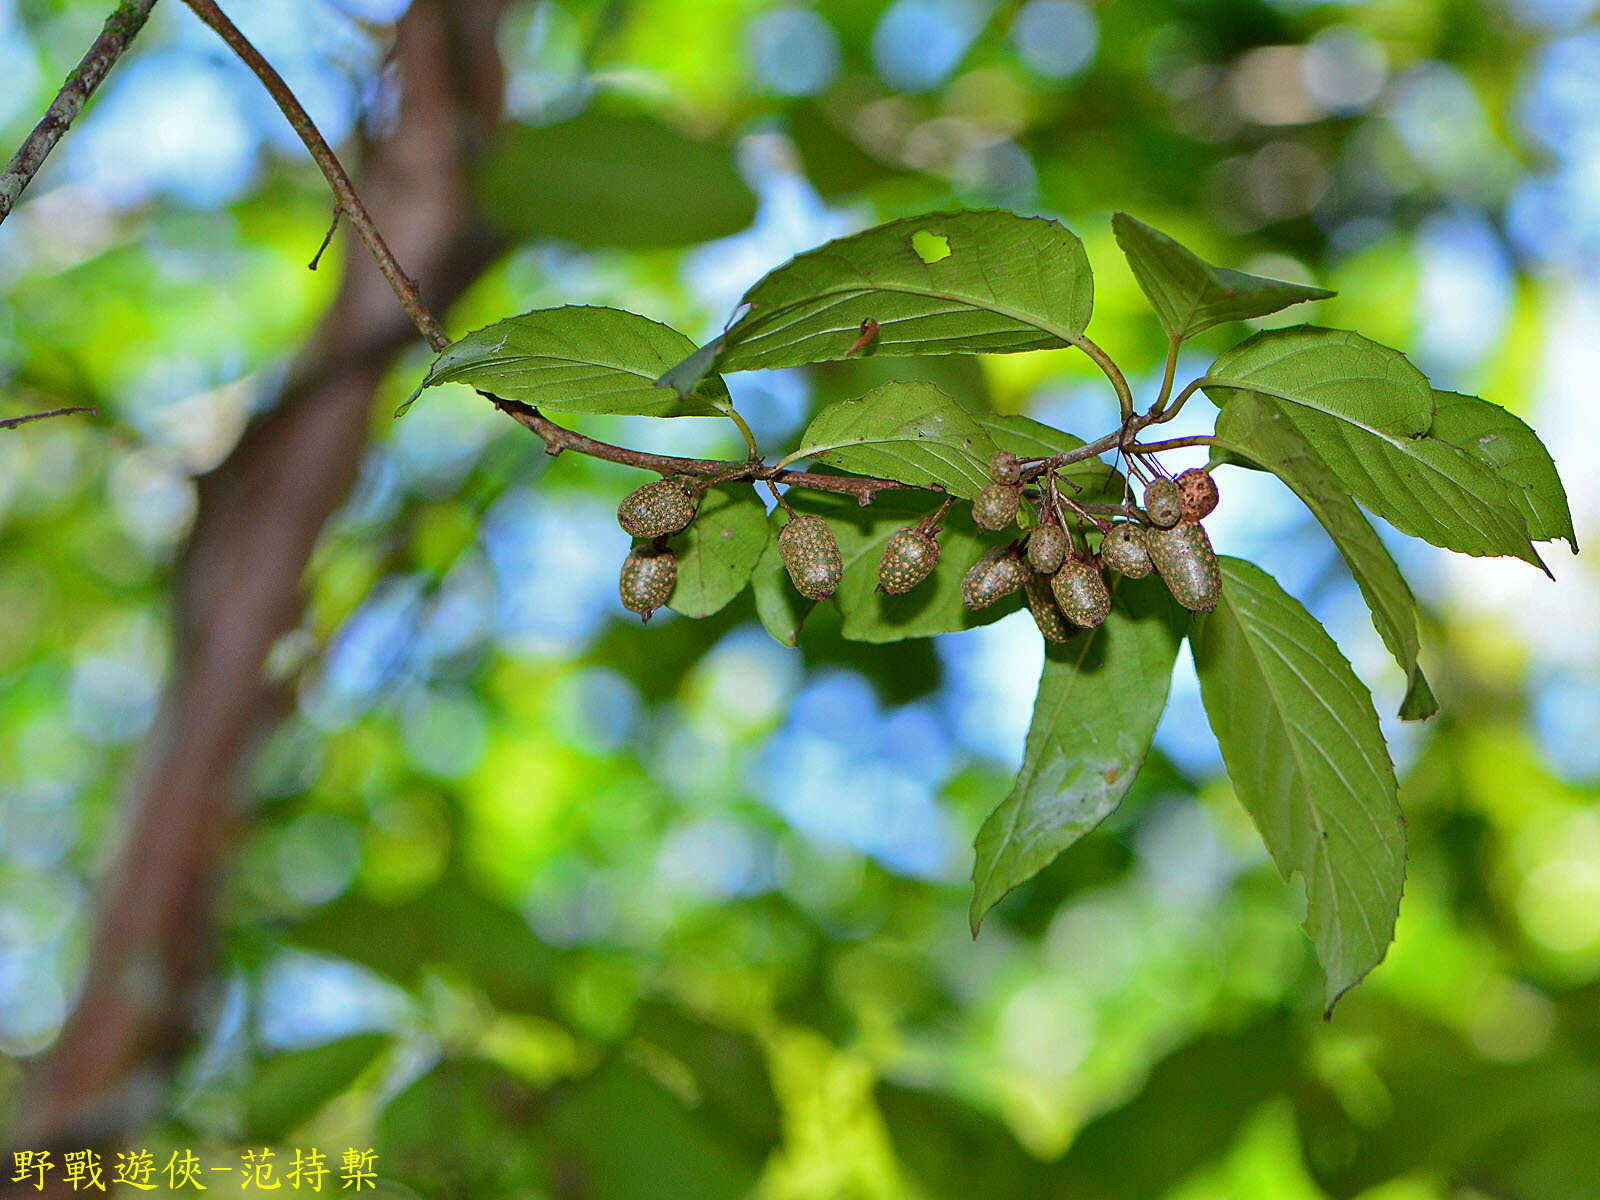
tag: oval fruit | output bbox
[1142,477,1183,529]
[619,547,677,621]
[1026,524,1067,574]
[961,552,1028,610]
[1100,523,1152,578]
[1176,468,1219,521]
[617,477,699,538]
[779,513,843,601]
[1050,556,1111,628]
[971,482,1021,531]
[1024,574,1075,642]
[1146,520,1221,612]
[877,527,940,594]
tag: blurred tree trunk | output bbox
[16,0,505,1158]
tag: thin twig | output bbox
[491,395,917,503]
[180,0,450,352]
[307,206,341,270]
[0,0,159,225]
[1128,434,1215,453]
[0,406,98,432]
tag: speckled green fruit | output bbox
[971,482,1021,531]
[1024,574,1076,642]
[1050,556,1112,628]
[617,477,698,538]
[1146,520,1221,613]
[1177,468,1219,521]
[619,547,677,621]
[1026,523,1067,574]
[961,553,1028,610]
[989,449,1024,486]
[876,527,940,594]
[780,514,843,601]
[1143,477,1183,529]
[1100,523,1152,578]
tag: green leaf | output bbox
[1191,557,1406,1014]
[408,306,730,418]
[1214,395,1437,720]
[1205,326,1433,438]
[820,493,1021,643]
[1113,213,1333,341]
[975,412,1123,500]
[667,486,770,618]
[476,111,756,250]
[789,380,998,498]
[971,576,1185,932]
[1206,329,1545,569]
[750,523,814,647]
[663,209,1094,390]
[245,1034,388,1142]
[1427,389,1577,550]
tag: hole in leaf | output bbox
[911,230,951,263]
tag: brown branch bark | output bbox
[15,0,506,1158]
[0,406,97,431]
[0,0,158,224]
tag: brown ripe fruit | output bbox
[618,477,699,538]
[619,547,677,621]
[989,449,1024,486]
[1100,523,1153,578]
[972,482,1021,531]
[1177,468,1219,521]
[961,552,1028,610]
[1050,556,1112,628]
[1146,520,1221,613]
[1024,574,1076,642]
[780,513,843,601]
[1026,523,1067,574]
[1142,476,1183,528]
[877,527,940,594]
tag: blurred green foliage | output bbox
[2,0,1598,1197]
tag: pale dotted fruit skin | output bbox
[877,527,940,594]
[1100,523,1153,578]
[620,547,677,622]
[961,554,1028,610]
[1177,468,1219,521]
[780,514,843,601]
[1146,520,1221,613]
[1024,574,1076,642]
[972,482,1021,531]
[1026,524,1067,574]
[1142,477,1183,529]
[1050,556,1112,628]
[989,449,1024,486]
[618,477,698,538]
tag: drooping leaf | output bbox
[1206,329,1545,569]
[1112,212,1333,341]
[974,412,1123,500]
[477,111,756,250]
[407,306,730,418]
[662,210,1094,390]
[971,576,1186,932]
[1191,557,1406,1013]
[244,1034,389,1142]
[788,380,998,498]
[1427,389,1577,550]
[1214,395,1437,720]
[668,486,770,618]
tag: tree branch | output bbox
[0,0,159,224]
[0,406,97,431]
[180,0,451,353]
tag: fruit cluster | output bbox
[615,450,1223,634]
[927,453,1221,641]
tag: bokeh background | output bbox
[2,0,1598,1195]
